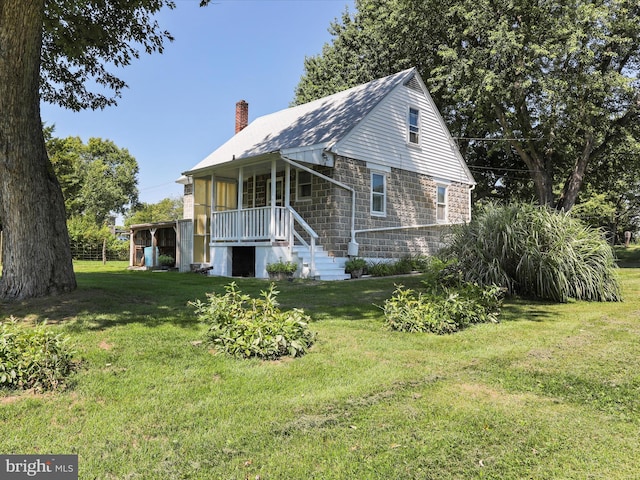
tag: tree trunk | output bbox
[556,133,594,212]
[0,0,76,300]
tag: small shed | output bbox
[129,219,193,272]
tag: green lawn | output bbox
[1,252,640,479]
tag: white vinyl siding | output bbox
[333,82,474,186]
[371,172,386,216]
[408,107,420,145]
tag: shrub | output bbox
[368,261,394,277]
[266,260,298,274]
[190,283,316,360]
[344,257,367,273]
[406,254,432,273]
[392,256,414,275]
[440,202,622,302]
[382,282,504,335]
[0,318,77,392]
[158,254,175,267]
[366,255,431,277]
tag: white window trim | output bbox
[436,183,448,222]
[295,169,312,202]
[407,106,421,147]
[371,171,387,217]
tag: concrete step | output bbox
[292,245,349,280]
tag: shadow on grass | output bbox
[0,270,228,331]
[0,268,425,331]
[500,297,556,323]
[615,245,640,268]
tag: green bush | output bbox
[441,202,622,302]
[382,282,504,335]
[191,283,316,360]
[344,257,367,273]
[0,319,77,391]
[368,261,394,277]
[366,255,431,277]
[266,260,297,274]
[158,254,175,267]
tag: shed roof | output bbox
[183,68,417,175]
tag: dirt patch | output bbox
[0,390,48,405]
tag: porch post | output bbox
[237,166,244,242]
[209,175,215,262]
[284,162,291,251]
[129,227,135,267]
[150,228,157,267]
[270,159,276,242]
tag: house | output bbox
[177,67,475,280]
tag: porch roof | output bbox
[183,68,416,176]
[129,220,178,232]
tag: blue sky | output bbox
[40,0,354,206]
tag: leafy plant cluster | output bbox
[191,283,315,360]
[158,255,175,267]
[0,318,77,391]
[441,202,622,302]
[266,260,298,274]
[383,279,504,335]
[351,255,432,277]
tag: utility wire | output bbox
[453,137,545,142]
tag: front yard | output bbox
[1,253,639,478]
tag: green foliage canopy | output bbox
[294,0,640,211]
[41,0,176,110]
[125,197,183,226]
[46,134,139,225]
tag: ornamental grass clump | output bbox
[441,202,621,302]
[190,282,316,360]
[0,318,77,392]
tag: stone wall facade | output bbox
[228,156,471,260]
[293,156,471,259]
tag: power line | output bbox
[453,137,545,142]
[468,165,541,173]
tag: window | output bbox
[436,185,447,222]
[266,177,284,206]
[408,107,420,145]
[371,172,386,216]
[296,169,312,201]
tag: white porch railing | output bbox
[211,206,288,241]
[210,206,320,277]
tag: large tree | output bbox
[125,197,183,226]
[294,0,640,211]
[47,135,139,224]
[0,0,176,300]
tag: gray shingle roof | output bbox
[184,68,416,174]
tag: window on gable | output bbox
[296,169,312,201]
[371,172,386,216]
[436,185,448,222]
[408,107,420,145]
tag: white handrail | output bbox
[287,206,319,278]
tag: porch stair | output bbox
[292,245,350,281]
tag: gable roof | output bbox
[183,68,417,175]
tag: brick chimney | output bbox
[235,100,248,134]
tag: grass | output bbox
[1,249,640,478]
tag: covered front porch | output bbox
[189,154,326,278]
